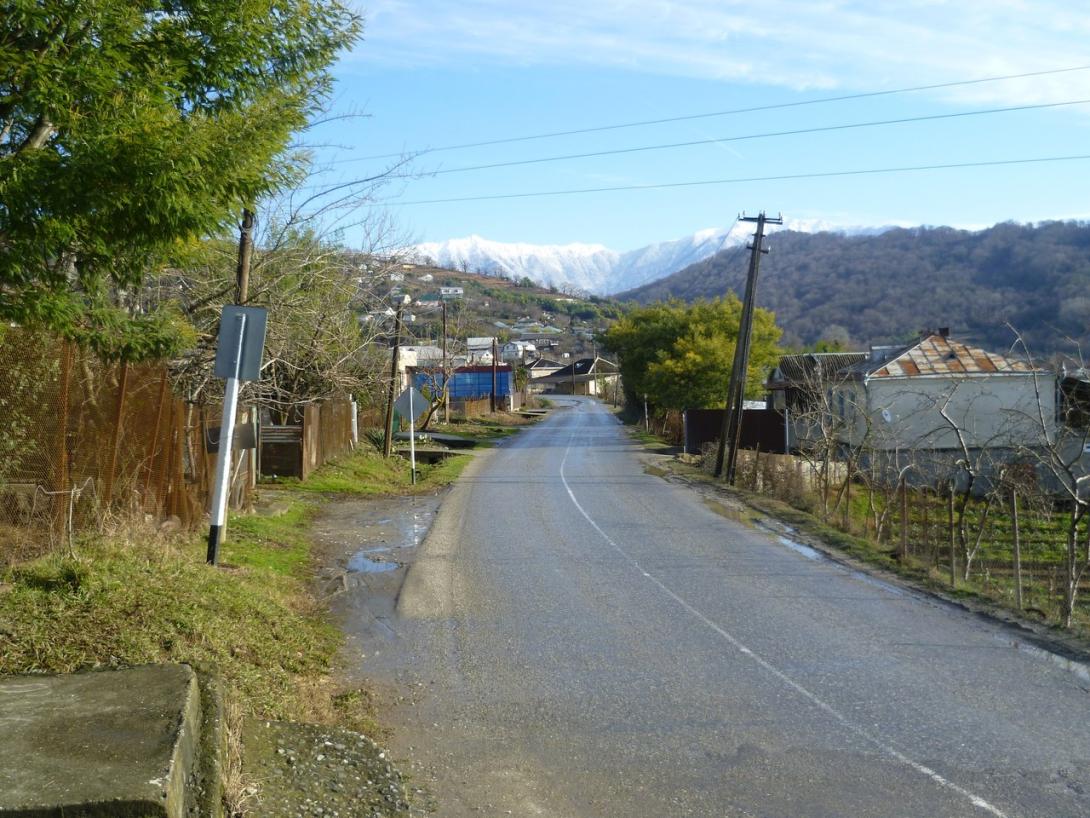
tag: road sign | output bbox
[208,305,268,566]
[213,306,268,381]
[394,387,429,425]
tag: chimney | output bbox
[938,327,950,338]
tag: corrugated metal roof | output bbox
[770,352,867,385]
[855,334,1037,378]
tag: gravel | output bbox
[243,720,411,817]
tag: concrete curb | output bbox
[396,446,497,620]
[0,664,206,818]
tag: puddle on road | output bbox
[320,494,444,583]
[347,553,399,574]
[777,535,822,561]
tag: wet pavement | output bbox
[330,399,1090,817]
[310,493,444,691]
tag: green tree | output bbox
[602,297,781,410]
[0,1,360,359]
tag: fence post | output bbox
[842,469,851,532]
[1011,488,1023,610]
[102,361,129,508]
[52,342,74,537]
[947,481,956,589]
[899,474,908,560]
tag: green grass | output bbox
[0,439,479,734]
[0,526,338,724]
[271,444,473,495]
[429,413,538,442]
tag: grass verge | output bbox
[268,444,473,495]
[0,441,475,736]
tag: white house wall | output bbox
[838,374,1056,451]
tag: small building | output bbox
[418,273,434,283]
[439,286,464,299]
[501,340,537,363]
[836,331,1053,483]
[537,357,619,396]
[526,357,564,381]
[414,365,518,411]
[466,336,496,364]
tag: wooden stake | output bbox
[1011,489,1023,609]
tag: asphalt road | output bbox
[368,397,1090,817]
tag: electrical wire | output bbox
[400,98,1090,179]
[346,64,1090,162]
[379,154,1090,207]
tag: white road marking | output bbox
[559,431,1007,818]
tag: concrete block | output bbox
[0,664,201,818]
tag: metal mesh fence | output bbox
[0,330,252,565]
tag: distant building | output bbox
[439,286,464,299]
[537,357,619,396]
[418,273,434,282]
[501,340,537,363]
[466,336,496,364]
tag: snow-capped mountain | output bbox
[413,221,896,296]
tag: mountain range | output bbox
[621,221,1090,356]
[413,220,888,295]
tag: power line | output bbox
[401,98,1090,178]
[379,154,1090,206]
[346,64,1090,162]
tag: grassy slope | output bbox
[0,444,472,731]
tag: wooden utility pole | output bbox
[236,208,255,303]
[714,211,782,481]
[382,304,404,457]
[441,301,449,423]
[491,338,498,413]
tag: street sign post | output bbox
[207,306,267,565]
[394,386,428,484]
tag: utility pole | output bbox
[490,337,498,413]
[382,303,404,458]
[441,301,449,423]
[235,208,254,304]
[714,211,782,481]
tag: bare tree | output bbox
[1009,332,1090,627]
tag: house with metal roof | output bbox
[832,330,1054,481]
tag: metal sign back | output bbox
[213,306,268,381]
[394,387,429,424]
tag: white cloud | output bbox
[354,1,1090,105]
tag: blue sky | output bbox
[310,1,1090,251]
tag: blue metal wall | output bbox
[414,370,513,399]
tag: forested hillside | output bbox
[620,221,1090,356]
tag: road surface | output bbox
[363,397,1090,817]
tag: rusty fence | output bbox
[0,331,253,564]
